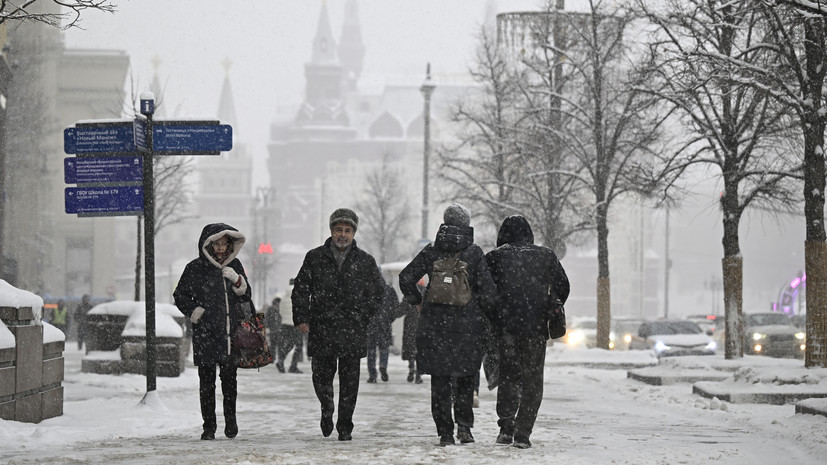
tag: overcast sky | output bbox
[63,0,545,188]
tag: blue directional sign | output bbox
[64,155,143,184]
[134,117,148,152]
[152,121,232,153]
[65,186,143,215]
[64,123,135,154]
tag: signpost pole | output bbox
[140,93,157,394]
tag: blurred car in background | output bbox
[610,316,647,350]
[743,312,805,358]
[564,317,597,348]
[629,319,717,357]
[686,314,722,337]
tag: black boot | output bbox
[380,367,388,382]
[407,371,415,383]
[415,373,423,384]
[224,414,238,438]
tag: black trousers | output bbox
[496,333,546,439]
[198,361,237,432]
[278,325,303,368]
[311,353,361,435]
[431,374,475,437]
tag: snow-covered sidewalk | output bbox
[2,344,826,464]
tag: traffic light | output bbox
[258,243,274,254]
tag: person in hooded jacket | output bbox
[173,223,253,441]
[292,208,384,441]
[399,203,497,446]
[485,215,570,449]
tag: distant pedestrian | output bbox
[401,279,425,384]
[399,203,497,446]
[277,283,303,374]
[75,295,92,351]
[292,208,384,441]
[264,296,282,361]
[52,300,68,335]
[485,215,569,449]
[366,277,401,383]
[173,223,253,441]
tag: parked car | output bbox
[743,312,806,358]
[564,317,597,348]
[610,316,647,350]
[629,319,717,357]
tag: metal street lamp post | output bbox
[420,63,436,240]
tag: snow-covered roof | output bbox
[0,279,44,318]
[88,300,183,318]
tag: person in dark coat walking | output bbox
[292,208,384,441]
[264,296,282,363]
[75,294,91,352]
[485,215,570,449]
[173,223,253,441]
[400,281,423,384]
[399,203,497,446]
[366,278,401,383]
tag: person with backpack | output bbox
[485,215,570,449]
[399,203,497,446]
[292,208,385,441]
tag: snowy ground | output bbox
[2,345,827,464]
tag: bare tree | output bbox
[515,0,673,348]
[746,1,827,367]
[635,0,803,358]
[355,152,413,264]
[0,0,116,29]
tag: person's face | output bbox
[211,236,231,262]
[330,223,355,250]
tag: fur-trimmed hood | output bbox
[198,223,246,268]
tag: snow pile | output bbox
[42,321,66,343]
[0,279,44,322]
[731,366,826,387]
[89,300,183,318]
[0,320,13,349]
[121,309,184,338]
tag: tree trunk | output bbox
[802,18,827,368]
[596,204,611,349]
[722,256,743,359]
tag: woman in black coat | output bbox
[399,203,496,446]
[173,223,253,440]
[366,280,400,383]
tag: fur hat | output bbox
[443,203,471,227]
[329,208,359,231]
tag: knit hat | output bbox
[329,208,359,231]
[443,203,471,227]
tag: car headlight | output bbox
[705,341,717,351]
[752,332,767,341]
[795,332,806,340]
[567,330,585,346]
[624,334,632,343]
[654,340,670,353]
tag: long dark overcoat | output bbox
[485,215,570,338]
[398,224,496,376]
[291,238,384,359]
[173,223,253,366]
[367,282,402,348]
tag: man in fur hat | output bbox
[292,208,384,441]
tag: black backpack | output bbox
[425,251,473,306]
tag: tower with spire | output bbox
[338,0,365,92]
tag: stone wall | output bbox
[0,306,64,423]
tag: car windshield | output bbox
[649,320,702,335]
[747,313,792,326]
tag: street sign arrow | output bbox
[152,121,232,153]
[65,186,144,215]
[64,155,143,184]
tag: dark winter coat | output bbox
[485,215,570,339]
[398,224,497,376]
[367,282,402,348]
[291,238,384,359]
[173,223,252,366]
[400,301,419,361]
